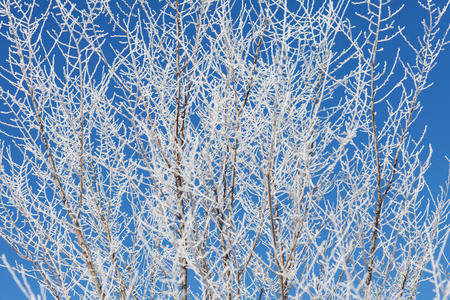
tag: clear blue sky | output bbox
[0,1,448,299]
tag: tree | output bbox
[0,0,449,298]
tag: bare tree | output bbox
[0,0,449,299]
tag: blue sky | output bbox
[0,1,449,299]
